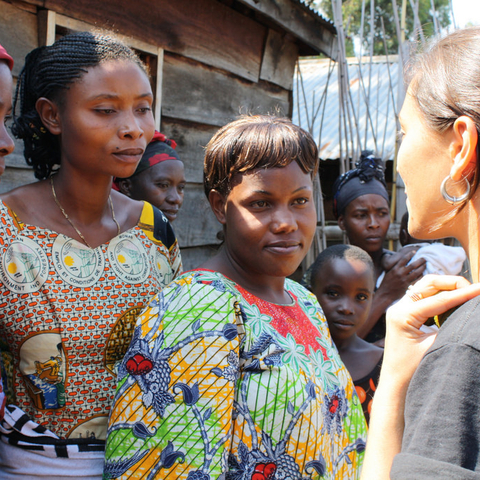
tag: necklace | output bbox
[50,176,121,249]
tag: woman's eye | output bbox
[252,200,267,208]
[326,290,338,298]
[178,184,186,192]
[294,197,308,205]
[95,109,115,114]
[138,107,152,114]
[357,294,368,301]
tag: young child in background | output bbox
[114,131,186,222]
[310,244,383,423]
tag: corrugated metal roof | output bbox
[293,55,403,161]
[292,0,336,32]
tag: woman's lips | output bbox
[265,241,301,255]
[113,148,144,163]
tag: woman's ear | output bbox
[450,116,478,181]
[35,97,62,135]
[338,215,346,231]
[116,179,133,197]
[208,189,227,225]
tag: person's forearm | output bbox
[361,376,407,480]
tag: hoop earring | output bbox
[440,175,471,205]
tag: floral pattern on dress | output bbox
[104,270,367,479]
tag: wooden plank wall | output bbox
[0,0,303,271]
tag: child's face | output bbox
[128,160,186,222]
[52,60,155,179]
[0,62,14,174]
[219,161,316,279]
[312,257,374,344]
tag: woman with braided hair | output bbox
[0,32,181,478]
[332,152,426,343]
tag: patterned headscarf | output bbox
[130,131,180,177]
[113,131,181,189]
[332,151,389,219]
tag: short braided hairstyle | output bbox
[12,31,148,180]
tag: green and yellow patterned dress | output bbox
[104,270,367,479]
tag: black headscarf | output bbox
[332,151,389,219]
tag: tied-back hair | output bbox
[203,115,319,199]
[12,31,147,180]
[406,26,480,205]
[309,244,374,291]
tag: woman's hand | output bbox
[382,275,480,387]
[379,247,426,303]
[361,275,480,480]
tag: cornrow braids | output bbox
[12,31,148,180]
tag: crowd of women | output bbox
[0,24,478,480]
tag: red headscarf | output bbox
[0,45,13,71]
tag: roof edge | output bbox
[236,0,338,59]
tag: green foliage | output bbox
[317,0,451,55]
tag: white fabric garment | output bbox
[0,439,103,478]
[408,243,466,276]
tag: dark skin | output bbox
[117,159,186,222]
[338,194,426,339]
[2,60,155,247]
[312,256,383,380]
[204,162,317,305]
[0,61,14,174]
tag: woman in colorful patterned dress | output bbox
[0,32,181,478]
[104,115,367,479]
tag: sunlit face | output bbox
[0,62,14,175]
[338,194,390,254]
[55,60,155,179]
[397,90,453,240]
[312,257,374,345]
[128,160,186,222]
[221,161,317,279]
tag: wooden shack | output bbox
[0,0,336,269]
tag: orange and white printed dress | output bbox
[0,201,181,466]
[104,270,367,479]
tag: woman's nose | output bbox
[0,124,14,156]
[271,207,297,233]
[166,188,183,205]
[367,214,379,228]
[118,112,143,140]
